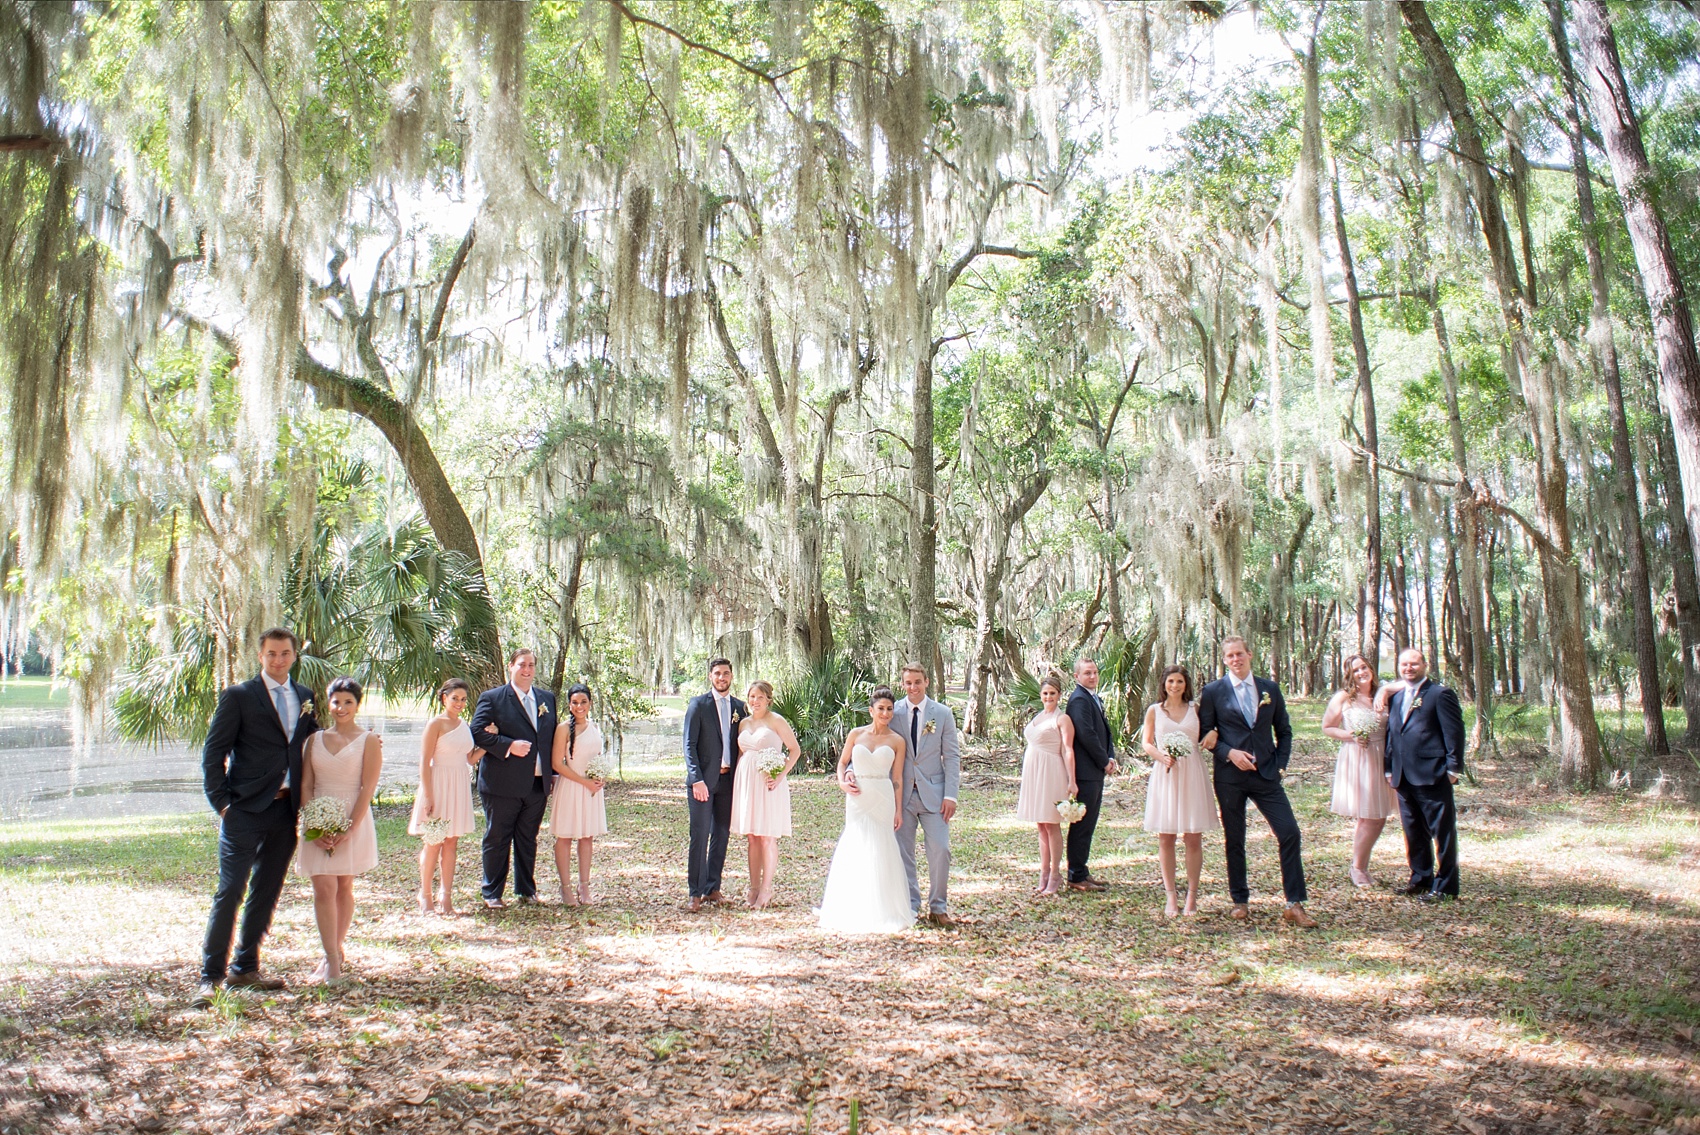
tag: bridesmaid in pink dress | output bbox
[1014,675,1076,896]
[298,676,383,985]
[1321,654,1399,887]
[408,677,481,915]
[549,684,608,906]
[730,680,801,909]
[1139,665,1220,918]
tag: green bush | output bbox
[770,654,876,773]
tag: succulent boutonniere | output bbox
[923,719,937,736]
[1258,691,1272,708]
[539,703,550,715]
[1409,696,1423,712]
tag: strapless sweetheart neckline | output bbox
[854,743,896,756]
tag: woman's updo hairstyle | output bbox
[746,679,775,701]
[1040,673,1066,695]
[437,677,471,707]
[327,675,364,704]
[868,685,897,708]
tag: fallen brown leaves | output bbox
[1,739,1697,1134]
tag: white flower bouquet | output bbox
[301,795,350,844]
[754,748,788,781]
[1056,797,1087,824]
[419,816,452,846]
[1343,708,1378,744]
[1159,731,1193,767]
[582,755,612,782]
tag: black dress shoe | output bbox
[1398,882,1429,896]
[1416,891,1455,904]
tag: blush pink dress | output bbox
[1015,710,1071,822]
[408,720,476,838]
[731,721,792,838]
[550,721,609,839]
[1142,704,1220,835]
[1330,699,1399,819]
[298,730,380,877]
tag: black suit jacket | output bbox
[1065,685,1117,782]
[469,683,558,798]
[682,691,748,793]
[1386,679,1466,787]
[1197,675,1292,780]
[202,675,321,815]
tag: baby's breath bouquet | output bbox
[1056,798,1087,824]
[1159,731,1193,767]
[1343,708,1378,744]
[582,755,612,783]
[301,795,350,854]
[419,816,452,846]
[754,748,788,781]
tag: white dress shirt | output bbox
[263,671,299,740]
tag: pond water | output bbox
[0,689,686,823]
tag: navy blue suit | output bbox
[1386,679,1465,896]
[1063,686,1116,883]
[200,675,320,981]
[682,690,746,898]
[469,683,558,901]
[1197,674,1307,904]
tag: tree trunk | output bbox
[910,343,940,685]
[295,350,503,686]
[1402,0,1603,787]
[965,472,1050,736]
[1574,1,1700,620]
[1333,170,1383,664]
[1550,0,1667,754]
[1656,418,1700,742]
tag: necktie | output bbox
[523,689,537,729]
[910,704,920,754]
[272,684,294,741]
[718,696,731,771]
[1239,681,1256,724]
[1402,683,1420,725]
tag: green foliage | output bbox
[770,654,875,773]
[112,618,221,745]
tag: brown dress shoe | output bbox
[1282,903,1319,929]
[688,896,704,912]
[929,912,958,929]
[225,971,285,991]
[1067,877,1108,892]
[190,980,221,1009]
[706,890,723,904]
[1229,903,1250,920]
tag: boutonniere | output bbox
[923,719,937,736]
[1410,696,1423,711]
[539,704,550,715]
[1258,692,1271,708]
[300,698,316,717]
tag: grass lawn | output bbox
[0,677,68,713]
[1,735,1697,1134]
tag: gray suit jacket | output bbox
[892,696,961,813]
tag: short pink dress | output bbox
[1015,710,1071,822]
[550,721,609,839]
[408,720,477,838]
[1330,699,1399,819]
[1142,704,1220,835]
[298,730,380,877]
[731,720,792,838]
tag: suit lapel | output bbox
[253,679,291,741]
[508,685,538,739]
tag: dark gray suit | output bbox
[200,675,320,982]
[1386,679,1466,896]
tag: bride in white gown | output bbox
[817,686,915,933]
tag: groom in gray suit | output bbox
[893,663,961,927]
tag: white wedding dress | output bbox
[817,743,915,933]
